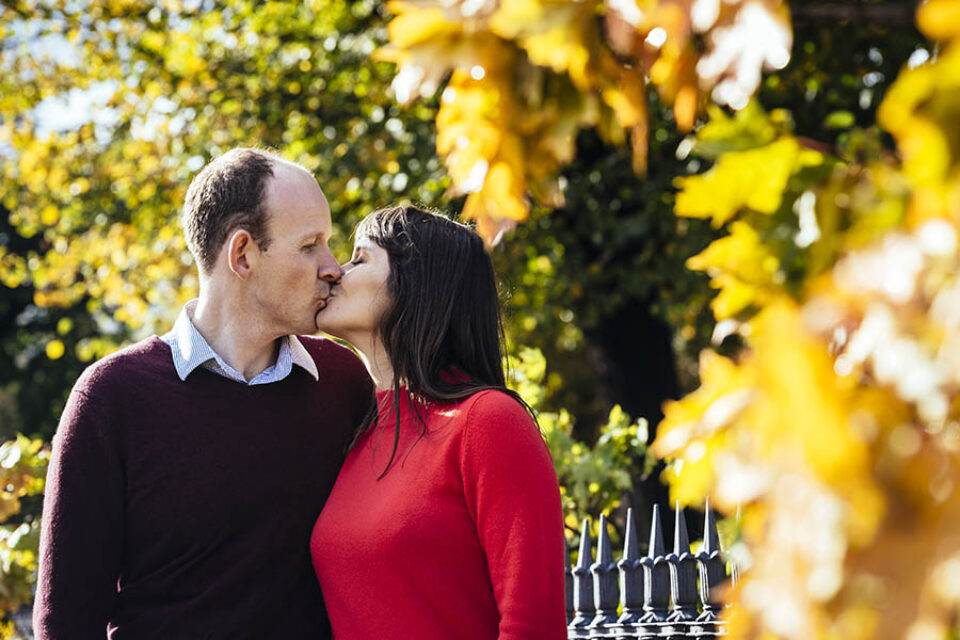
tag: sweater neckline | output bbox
[151,335,312,391]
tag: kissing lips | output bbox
[316,290,336,313]
[315,281,335,312]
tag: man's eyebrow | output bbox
[298,230,327,243]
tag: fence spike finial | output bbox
[666,502,698,623]
[624,507,639,559]
[648,503,664,558]
[639,504,669,626]
[570,518,595,634]
[576,520,591,568]
[618,508,644,625]
[589,514,618,629]
[697,498,728,624]
[577,519,592,570]
[596,514,613,564]
[703,497,721,554]
[673,500,690,555]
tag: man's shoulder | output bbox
[296,336,372,401]
[297,335,362,368]
[75,336,172,395]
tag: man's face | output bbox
[249,163,342,336]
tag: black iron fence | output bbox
[14,503,735,640]
[565,502,733,639]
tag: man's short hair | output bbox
[181,148,278,273]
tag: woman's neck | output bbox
[353,335,395,391]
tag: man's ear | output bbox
[226,229,258,280]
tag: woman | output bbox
[310,205,567,639]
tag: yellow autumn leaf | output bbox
[686,220,782,319]
[654,349,751,458]
[707,273,764,320]
[489,0,547,38]
[673,84,698,132]
[436,74,506,187]
[878,43,960,188]
[749,304,875,488]
[490,0,596,91]
[917,0,960,41]
[39,205,59,226]
[654,348,754,507]
[462,161,528,244]
[387,7,461,48]
[659,432,726,508]
[45,340,65,361]
[600,72,648,129]
[675,138,823,226]
[519,28,592,89]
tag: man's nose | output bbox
[318,253,344,282]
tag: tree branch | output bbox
[790,2,917,25]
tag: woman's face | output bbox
[316,237,391,342]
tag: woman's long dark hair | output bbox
[349,204,532,478]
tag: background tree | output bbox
[2,0,956,636]
[0,0,651,627]
[0,0,454,628]
[0,0,449,441]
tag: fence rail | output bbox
[565,501,732,639]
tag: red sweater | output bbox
[310,388,567,640]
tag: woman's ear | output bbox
[226,229,257,280]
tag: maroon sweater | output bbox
[34,336,373,640]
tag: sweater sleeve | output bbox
[459,391,568,640]
[34,369,125,640]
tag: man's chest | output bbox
[119,388,349,561]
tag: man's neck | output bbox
[191,294,281,381]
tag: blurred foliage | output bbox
[498,119,720,418]
[0,0,451,440]
[508,346,654,530]
[650,2,960,638]
[0,436,47,626]
[382,0,793,241]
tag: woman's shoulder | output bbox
[457,388,531,420]
[451,389,555,482]
[444,389,540,445]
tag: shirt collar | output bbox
[162,300,319,383]
[287,332,320,381]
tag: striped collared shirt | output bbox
[160,299,319,385]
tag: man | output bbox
[34,148,373,639]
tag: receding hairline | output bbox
[259,159,332,246]
[261,157,326,196]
